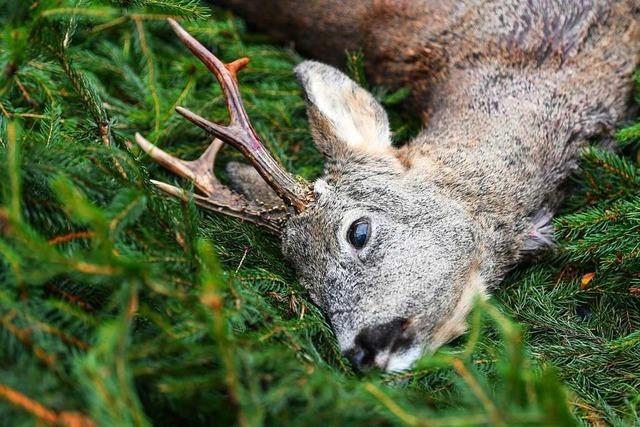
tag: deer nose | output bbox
[346,317,410,371]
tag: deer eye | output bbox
[347,218,370,249]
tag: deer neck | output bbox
[399,64,593,282]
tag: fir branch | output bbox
[134,18,161,134]
[106,0,210,20]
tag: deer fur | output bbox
[143,2,639,371]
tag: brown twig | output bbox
[1,314,56,368]
[0,383,96,427]
[14,77,36,107]
[48,231,95,246]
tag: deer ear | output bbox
[225,162,283,206]
[294,61,392,156]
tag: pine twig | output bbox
[48,231,95,245]
[0,383,96,427]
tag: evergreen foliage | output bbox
[0,1,638,425]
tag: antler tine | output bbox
[166,18,312,213]
[135,132,221,196]
[167,19,247,124]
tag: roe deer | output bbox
[135,0,639,371]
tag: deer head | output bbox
[137,20,486,372]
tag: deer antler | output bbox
[135,134,288,234]
[135,19,313,234]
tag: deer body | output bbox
[137,1,639,370]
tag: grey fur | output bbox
[221,0,640,371]
[226,161,284,207]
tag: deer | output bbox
[134,0,639,372]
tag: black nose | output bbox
[346,317,410,371]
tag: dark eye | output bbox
[347,218,370,249]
